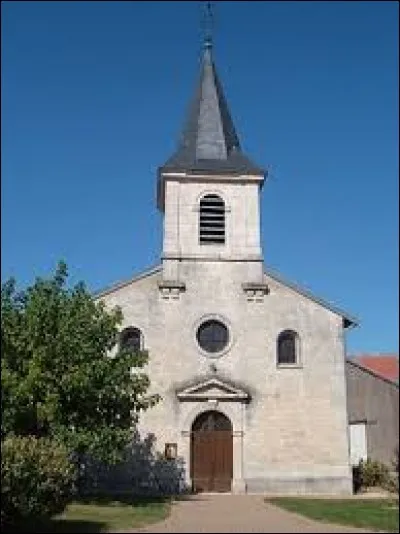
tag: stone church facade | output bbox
[96,40,356,495]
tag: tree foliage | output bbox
[1,261,160,463]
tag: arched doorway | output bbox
[191,410,233,492]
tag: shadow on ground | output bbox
[5,518,106,533]
[5,495,172,533]
[76,493,173,505]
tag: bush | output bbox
[385,449,399,495]
[1,436,77,528]
[393,448,399,477]
[355,458,390,490]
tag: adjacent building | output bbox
[346,355,399,468]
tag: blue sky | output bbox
[1,1,398,354]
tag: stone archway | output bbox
[190,410,233,492]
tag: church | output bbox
[96,34,357,495]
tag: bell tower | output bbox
[157,6,268,300]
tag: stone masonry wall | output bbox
[99,261,352,495]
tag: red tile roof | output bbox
[351,354,399,383]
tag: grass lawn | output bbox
[9,495,171,533]
[267,497,399,533]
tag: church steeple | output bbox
[157,5,265,287]
[159,33,264,178]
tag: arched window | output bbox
[277,330,298,365]
[199,194,225,245]
[120,327,142,353]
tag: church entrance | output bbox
[190,410,233,492]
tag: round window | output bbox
[196,319,229,354]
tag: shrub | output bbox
[393,448,399,476]
[355,458,390,490]
[1,436,77,528]
[385,449,399,495]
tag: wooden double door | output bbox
[191,411,233,493]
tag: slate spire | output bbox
[159,35,264,175]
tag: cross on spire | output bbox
[202,1,214,50]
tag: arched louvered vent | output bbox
[199,194,225,245]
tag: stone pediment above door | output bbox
[176,376,250,402]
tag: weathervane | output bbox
[201,1,214,49]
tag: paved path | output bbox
[129,494,373,533]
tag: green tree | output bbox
[1,261,159,464]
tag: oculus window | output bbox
[196,319,229,354]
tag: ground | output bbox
[128,494,380,533]
[8,496,170,533]
[11,494,398,533]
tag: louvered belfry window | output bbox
[199,194,225,244]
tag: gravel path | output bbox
[128,494,373,533]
